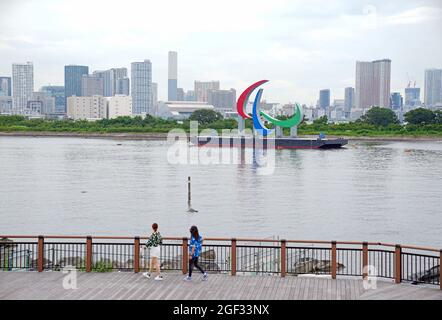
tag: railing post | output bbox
[331,241,337,279]
[394,244,401,284]
[231,238,237,276]
[440,249,442,290]
[362,242,368,280]
[281,239,287,278]
[37,235,44,272]
[86,236,92,272]
[134,236,140,273]
[182,237,188,275]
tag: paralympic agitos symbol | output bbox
[237,80,303,136]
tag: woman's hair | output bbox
[189,225,199,239]
[152,223,158,232]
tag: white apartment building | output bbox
[12,62,34,114]
[107,95,132,119]
[67,96,107,120]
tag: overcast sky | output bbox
[0,0,441,105]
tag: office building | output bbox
[390,92,403,109]
[185,90,195,101]
[40,86,65,114]
[404,87,421,107]
[131,60,153,115]
[177,88,185,101]
[116,78,130,95]
[319,89,330,109]
[92,70,113,97]
[81,75,104,96]
[207,88,236,110]
[168,51,178,101]
[67,96,107,120]
[152,82,158,115]
[65,65,89,111]
[195,81,219,102]
[12,62,34,114]
[107,95,132,119]
[355,59,391,109]
[28,91,56,115]
[344,87,354,112]
[0,77,12,96]
[0,96,13,114]
[424,69,442,107]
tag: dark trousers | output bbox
[189,257,205,277]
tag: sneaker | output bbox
[142,272,151,279]
[154,275,163,281]
[183,276,192,281]
[202,273,208,281]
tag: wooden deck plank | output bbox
[0,271,440,300]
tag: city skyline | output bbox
[0,0,440,105]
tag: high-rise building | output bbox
[185,90,195,101]
[12,62,34,114]
[355,59,391,109]
[34,92,55,115]
[168,51,177,101]
[207,88,236,110]
[194,81,220,102]
[92,68,127,97]
[344,87,354,112]
[67,96,107,120]
[404,87,421,107]
[177,88,185,101]
[40,86,65,114]
[0,97,13,114]
[64,65,89,111]
[131,60,153,115]
[107,95,132,119]
[0,77,12,96]
[424,69,442,107]
[319,89,330,109]
[92,70,113,97]
[115,78,130,95]
[390,92,403,109]
[152,82,158,115]
[81,75,104,96]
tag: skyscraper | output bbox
[12,62,34,114]
[64,65,89,112]
[319,89,330,109]
[355,59,391,109]
[115,78,130,95]
[424,69,442,107]
[344,87,354,112]
[194,81,220,102]
[81,75,104,96]
[404,87,421,107]
[0,77,12,96]
[40,86,65,114]
[168,51,178,101]
[390,92,403,109]
[131,60,152,115]
[92,70,113,97]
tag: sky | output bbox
[0,0,441,105]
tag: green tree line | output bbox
[0,107,441,137]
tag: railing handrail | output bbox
[0,235,440,253]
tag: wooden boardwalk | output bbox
[0,271,441,300]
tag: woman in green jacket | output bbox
[143,223,163,281]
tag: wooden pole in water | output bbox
[188,176,191,208]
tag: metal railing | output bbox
[0,235,440,289]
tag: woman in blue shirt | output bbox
[184,225,208,281]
